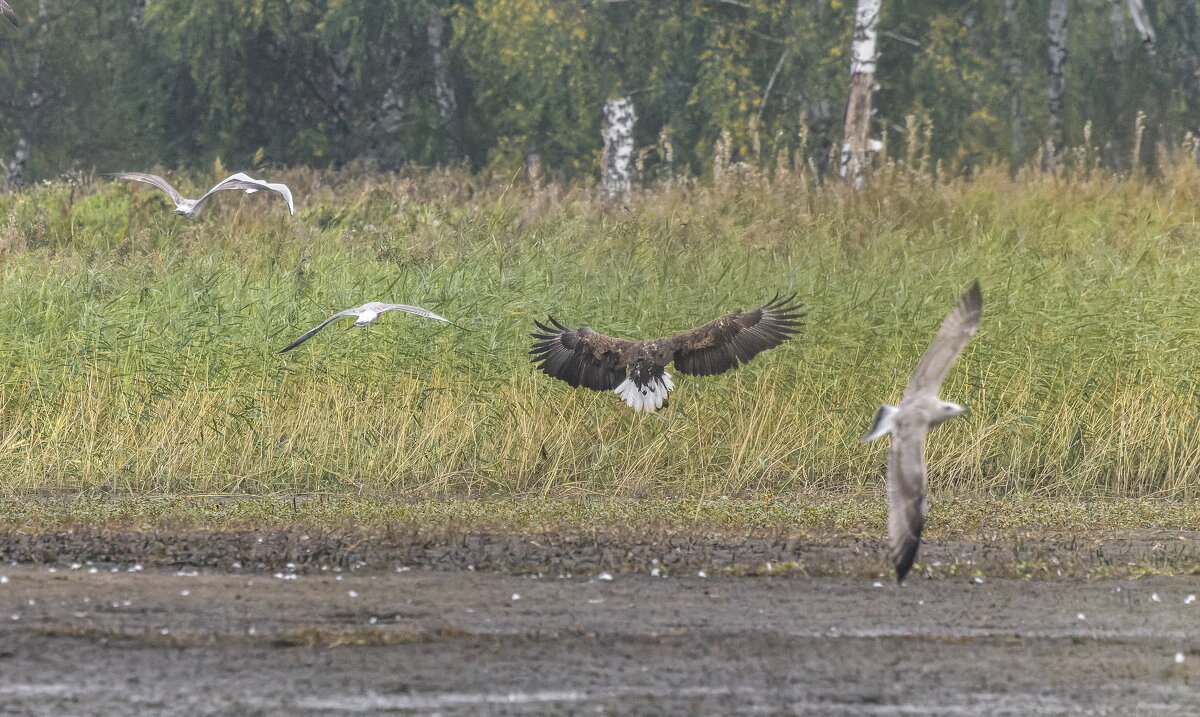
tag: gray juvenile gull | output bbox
[862,281,982,583]
[1,1,17,27]
[103,171,294,218]
[530,294,805,413]
[279,302,459,353]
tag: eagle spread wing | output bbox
[530,318,633,391]
[670,294,806,376]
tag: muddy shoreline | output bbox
[1,564,1198,715]
[3,529,1198,714]
[0,527,1197,579]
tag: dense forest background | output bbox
[0,0,1197,183]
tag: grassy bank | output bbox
[2,163,1200,500]
[4,496,1200,536]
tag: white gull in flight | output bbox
[1,2,18,27]
[103,171,294,219]
[863,281,982,583]
[279,302,460,353]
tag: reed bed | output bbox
[2,162,1200,502]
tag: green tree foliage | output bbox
[0,1,146,179]
[2,0,1200,181]
[140,0,456,167]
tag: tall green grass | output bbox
[2,162,1200,500]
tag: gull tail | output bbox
[614,372,674,413]
[892,529,923,584]
[890,493,927,584]
[862,404,898,442]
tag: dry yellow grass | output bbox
[0,161,1199,502]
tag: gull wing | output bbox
[377,304,463,329]
[668,294,806,377]
[1,1,18,27]
[277,309,360,353]
[887,422,929,583]
[530,319,635,391]
[903,281,982,399]
[103,172,185,206]
[198,172,295,215]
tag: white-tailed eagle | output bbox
[531,294,805,412]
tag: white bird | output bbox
[1,1,18,27]
[103,171,294,219]
[862,281,982,583]
[278,302,460,353]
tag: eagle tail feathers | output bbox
[614,371,673,412]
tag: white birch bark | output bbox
[6,0,52,188]
[525,147,541,188]
[843,0,881,190]
[376,88,405,136]
[601,96,636,204]
[427,10,457,126]
[1181,11,1200,113]
[1003,0,1025,167]
[427,7,460,156]
[1045,0,1069,168]
[5,138,29,188]
[1106,0,1127,61]
[328,49,352,142]
[1126,0,1156,56]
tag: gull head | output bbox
[171,199,200,218]
[931,401,969,427]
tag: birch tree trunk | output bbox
[375,88,405,137]
[601,96,636,205]
[5,139,30,188]
[1106,0,1127,61]
[842,0,880,190]
[328,49,352,145]
[1126,0,1156,56]
[1045,0,1069,170]
[1178,6,1200,114]
[1002,0,1025,168]
[6,0,52,188]
[426,7,460,157]
[525,146,542,188]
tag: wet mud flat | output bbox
[2,525,1199,578]
[0,530,1197,715]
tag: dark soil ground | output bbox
[0,529,1198,715]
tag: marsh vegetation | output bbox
[0,157,1199,506]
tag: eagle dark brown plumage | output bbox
[530,294,806,412]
